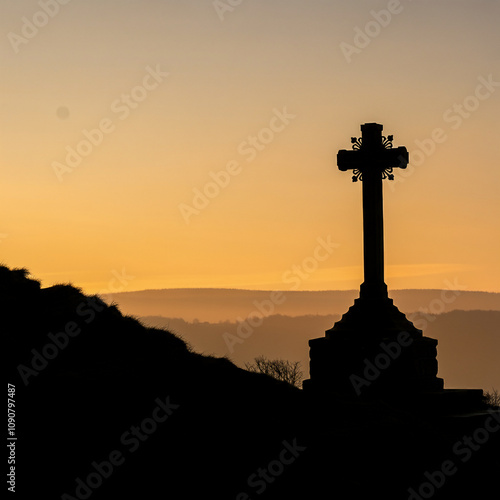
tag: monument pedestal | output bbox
[304,295,444,398]
[303,293,486,413]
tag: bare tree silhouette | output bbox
[245,356,303,388]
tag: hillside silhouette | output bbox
[3,265,499,499]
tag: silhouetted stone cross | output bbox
[337,123,408,300]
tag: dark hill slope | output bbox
[3,267,303,499]
[2,266,498,500]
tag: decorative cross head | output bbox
[338,123,409,182]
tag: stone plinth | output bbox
[304,295,444,398]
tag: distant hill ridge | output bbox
[103,288,500,322]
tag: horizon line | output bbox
[98,286,500,295]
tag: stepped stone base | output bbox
[304,294,446,398]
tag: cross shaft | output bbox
[337,123,408,300]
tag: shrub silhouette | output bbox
[484,388,500,408]
[246,356,303,388]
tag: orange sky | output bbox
[2,0,499,294]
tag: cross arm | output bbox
[337,147,409,172]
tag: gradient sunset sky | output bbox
[2,0,499,294]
